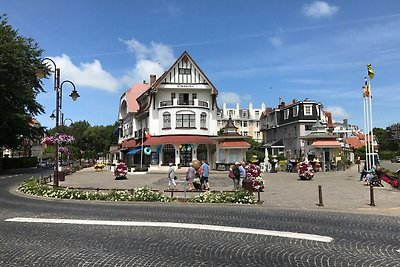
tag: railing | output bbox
[177,100,194,105]
[160,100,172,107]
[198,100,208,107]
[159,99,209,108]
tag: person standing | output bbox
[185,162,196,190]
[167,162,177,190]
[233,162,241,190]
[238,161,247,188]
[200,160,210,190]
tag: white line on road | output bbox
[5,217,333,243]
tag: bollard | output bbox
[369,184,375,206]
[317,185,324,206]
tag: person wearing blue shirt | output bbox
[237,161,247,189]
[200,160,210,190]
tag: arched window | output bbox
[120,100,128,118]
[163,112,171,129]
[176,111,195,128]
[200,112,207,128]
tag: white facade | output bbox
[217,102,265,143]
[118,52,220,170]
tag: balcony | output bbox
[159,99,209,109]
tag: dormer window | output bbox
[304,105,312,116]
[179,68,191,74]
[284,109,290,120]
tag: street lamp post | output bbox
[38,58,80,187]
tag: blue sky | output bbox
[3,0,400,130]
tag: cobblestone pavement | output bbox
[1,169,400,266]
[60,164,400,216]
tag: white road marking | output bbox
[5,217,333,243]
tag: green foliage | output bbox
[246,138,265,162]
[0,157,38,169]
[369,127,400,159]
[0,15,46,149]
[45,120,119,160]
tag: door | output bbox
[180,144,193,167]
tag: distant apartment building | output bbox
[333,119,359,139]
[217,102,265,143]
[260,98,331,158]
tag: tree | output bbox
[0,15,46,149]
[246,138,265,163]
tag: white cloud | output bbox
[303,1,339,19]
[219,92,240,104]
[325,106,350,120]
[121,38,175,85]
[51,54,119,92]
[269,36,283,48]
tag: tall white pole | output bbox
[368,78,375,167]
[141,121,144,169]
[363,91,369,171]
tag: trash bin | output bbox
[242,178,254,192]
[58,171,65,181]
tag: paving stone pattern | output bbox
[61,165,400,216]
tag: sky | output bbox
[2,0,400,131]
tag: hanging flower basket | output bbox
[41,133,75,155]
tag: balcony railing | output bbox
[159,99,209,108]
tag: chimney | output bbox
[150,75,156,85]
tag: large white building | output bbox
[217,103,265,143]
[117,51,250,171]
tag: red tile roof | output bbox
[125,83,150,112]
[311,140,341,147]
[345,136,364,149]
[143,135,215,146]
[120,139,137,149]
[219,140,250,148]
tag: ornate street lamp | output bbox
[37,57,79,187]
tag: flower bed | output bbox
[18,178,258,204]
[187,190,255,204]
[18,178,170,202]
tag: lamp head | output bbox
[69,89,80,101]
[35,68,46,78]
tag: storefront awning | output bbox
[219,140,250,149]
[127,147,141,155]
[311,140,341,148]
[143,135,215,146]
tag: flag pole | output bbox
[366,64,375,169]
[141,121,143,169]
[362,84,369,171]
[368,77,375,167]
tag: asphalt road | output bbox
[1,168,400,266]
